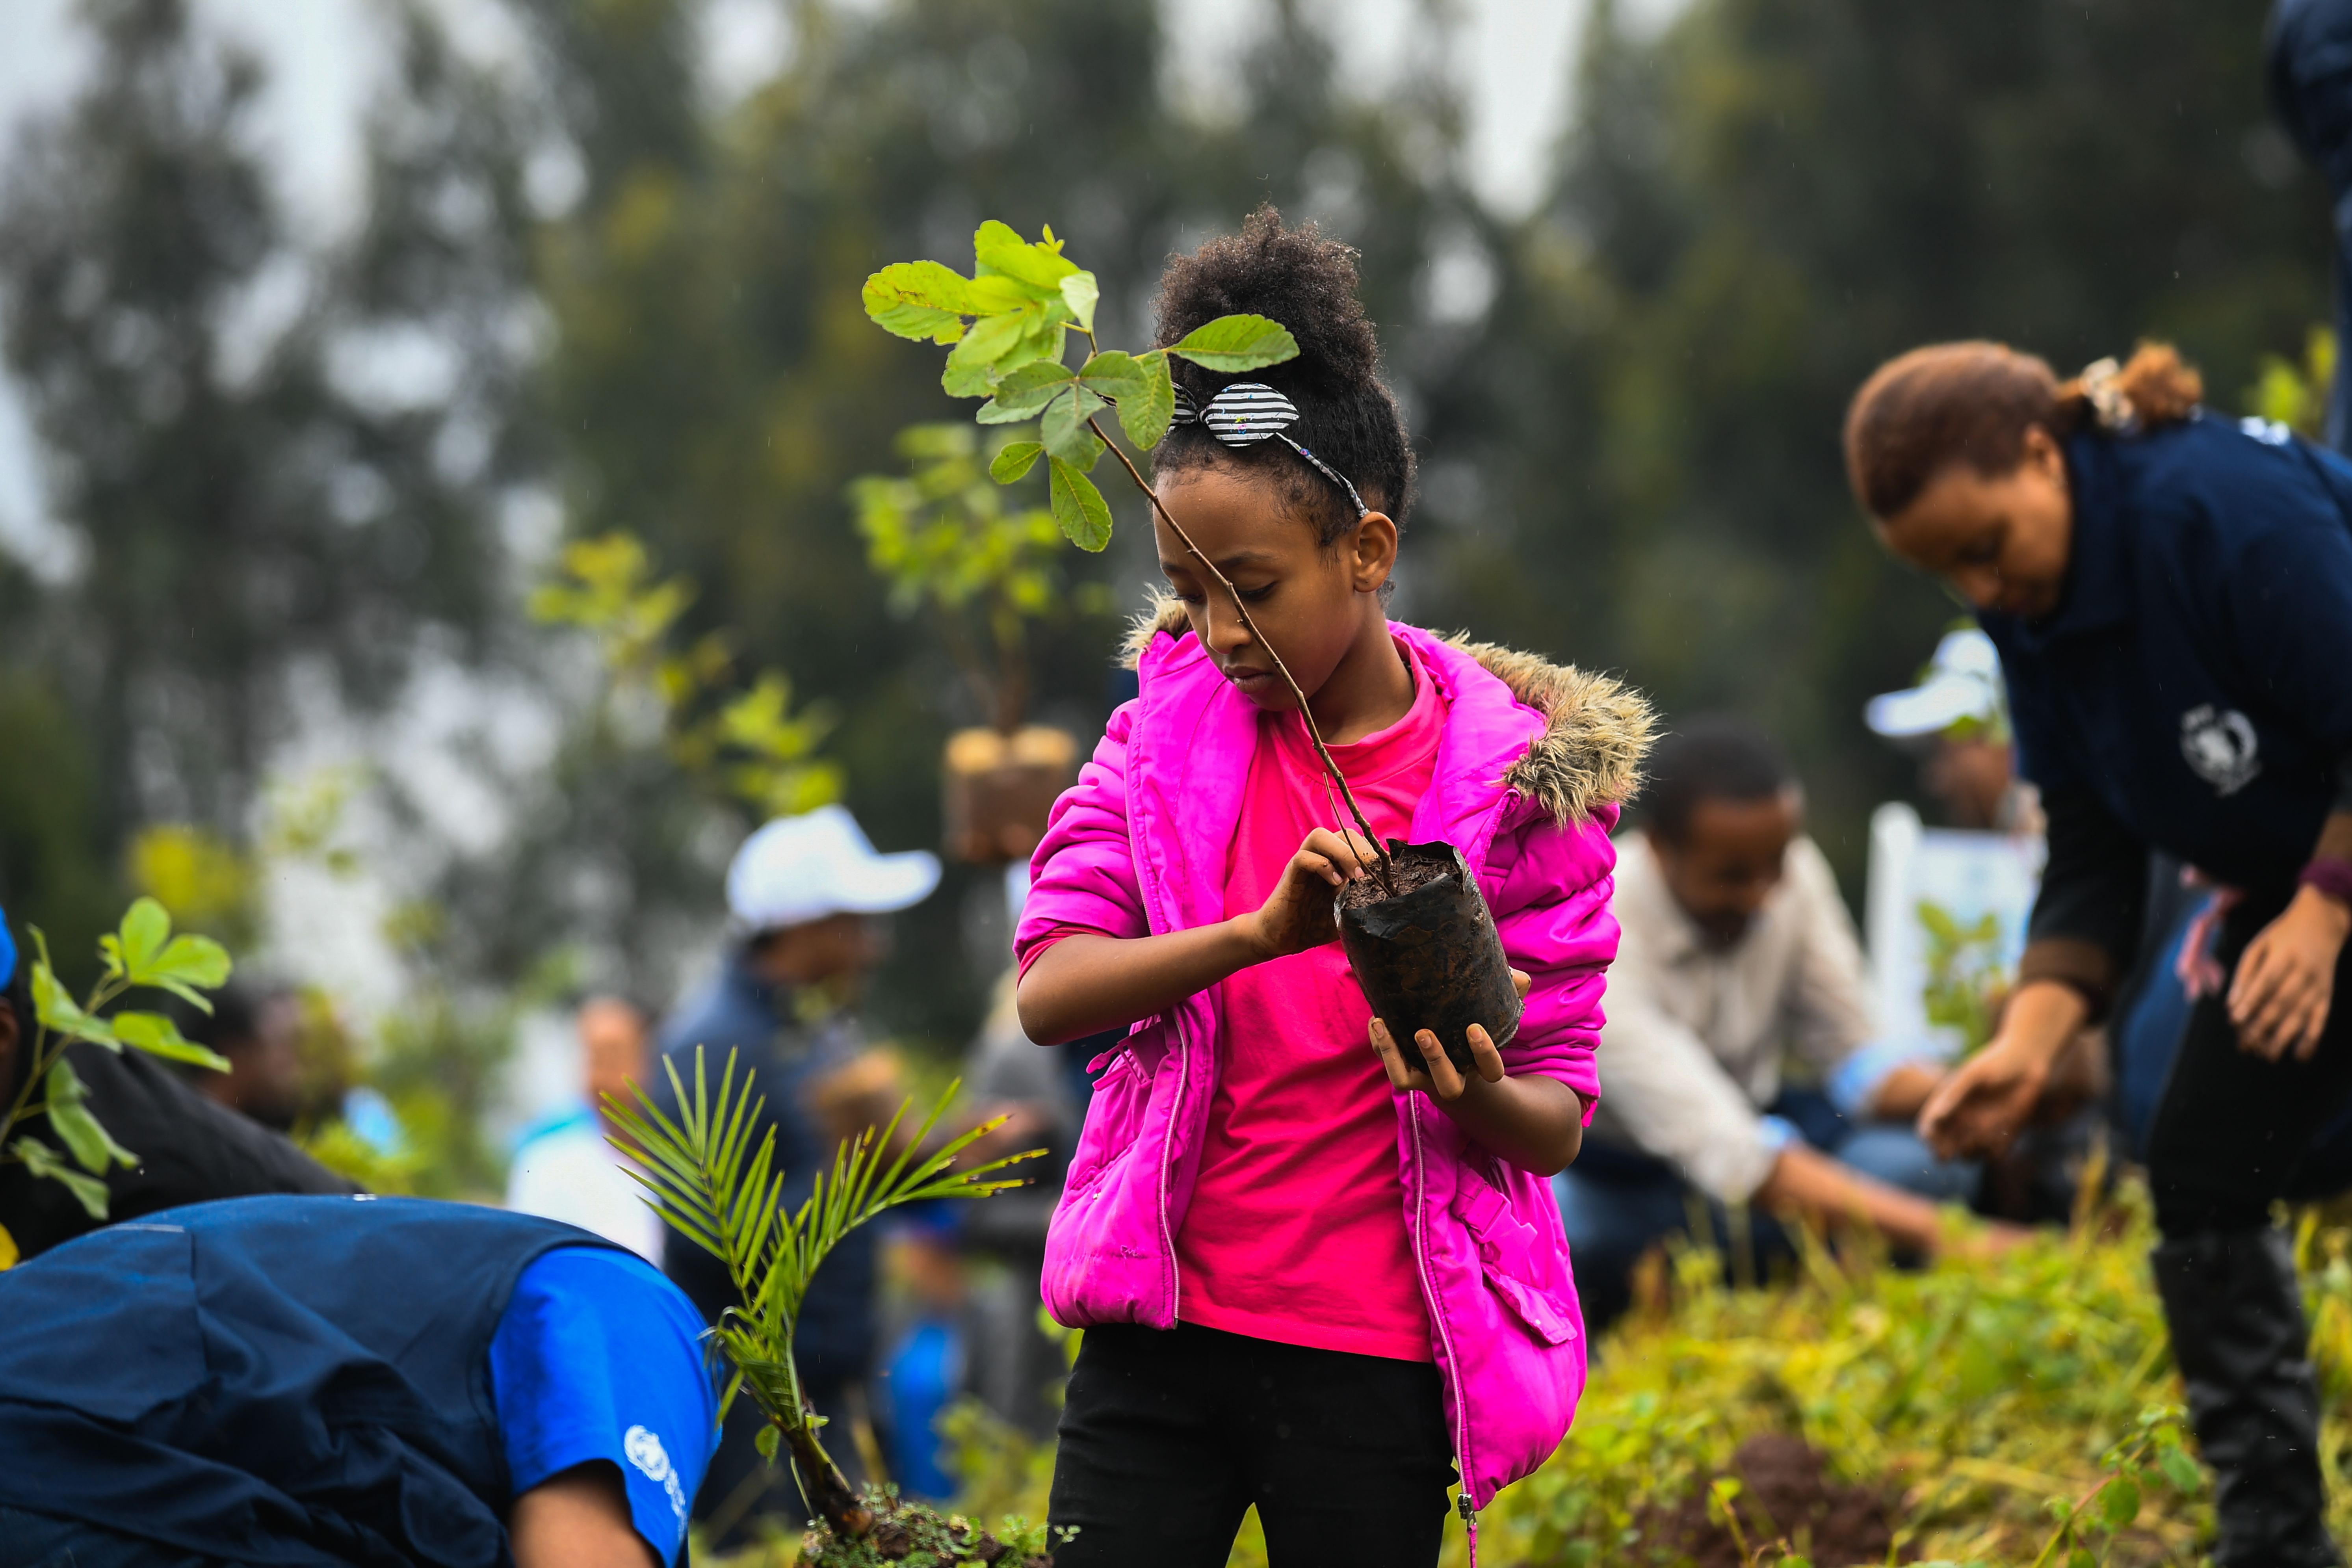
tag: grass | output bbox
[710,1174,2352,1566]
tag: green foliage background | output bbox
[0,0,2329,1086]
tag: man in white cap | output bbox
[647,804,939,1546]
[1864,625,2039,834]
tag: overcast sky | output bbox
[0,0,1689,572]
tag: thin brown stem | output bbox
[1088,416,1395,893]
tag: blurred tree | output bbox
[1425,0,2330,889]
[517,0,1487,1042]
[0,0,536,872]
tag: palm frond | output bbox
[607,1045,1046,1431]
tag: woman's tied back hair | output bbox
[1844,340,2203,520]
[1152,204,1415,544]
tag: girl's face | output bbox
[1876,424,2073,620]
[1152,463,1398,710]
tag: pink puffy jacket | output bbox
[1014,606,1652,1516]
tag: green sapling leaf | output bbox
[43,1058,137,1174]
[1120,351,1176,449]
[973,219,1078,291]
[1040,387,1107,468]
[942,310,1033,396]
[2101,1475,2140,1531]
[2159,1447,2202,1493]
[1076,349,1146,399]
[977,360,1074,423]
[113,1011,232,1071]
[1059,271,1099,332]
[13,1136,111,1219]
[1165,313,1300,372]
[861,260,972,343]
[31,942,121,1050]
[1048,457,1113,551]
[106,896,171,982]
[990,442,1046,484]
[755,1424,780,1462]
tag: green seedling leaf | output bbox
[2101,1474,2140,1531]
[1077,349,1147,399]
[973,219,1078,291]
[964,273,1044,314]
[43,1058,137,1174]
[1040,387,1107,468]
[32,945,120,1050]
[13,1136,111,1219]
[1059,271,1099,332]
[861,260,972,343]
[1121,351,1176,449]
[2066,1549,2096,1568]
[990,442,1045,485]
[2158,1447,2202,1493]
[99,896,171,984]
[1048,457,1113,552]
[977,360,1074,423]
[113,1011,232,1071]
[1166,313,1300,373]
[942,310,1033,396]
[755,1423,780,1462]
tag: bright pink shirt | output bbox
[1174,640,1444,1362]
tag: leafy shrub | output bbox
[893,1182,2352,1567]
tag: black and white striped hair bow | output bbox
[1169,383,1370,519]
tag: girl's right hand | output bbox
[1235,828,1380,961]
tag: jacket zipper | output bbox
[1408,1092,1477,1562]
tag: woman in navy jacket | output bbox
[1847,343,2352,1568]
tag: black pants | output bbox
[2147,885,2352,1236]
[1048,1323,1457,1568]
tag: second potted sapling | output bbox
[849,424,1088,864]
[863,223,1522,1069]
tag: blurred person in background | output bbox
[650,804,938,1548]
[0,903,358,1263]
[1850,340,2352,1566]
[507,996,661,1261]
[1863,630,2104,1221]
[180,980,309,1132]
[1556,718,1988,1329]
[1865,626,2043,834]
[2271,0,2352,453]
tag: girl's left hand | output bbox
[2230,886,2352,1061]
[1367,969,1531,1101]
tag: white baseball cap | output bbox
[1864,628,2009,742]
[725,805,941,933]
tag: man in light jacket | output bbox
[1557,717,1978,1327]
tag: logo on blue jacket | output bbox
[2180,705,2262,797]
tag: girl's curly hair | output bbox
[1151,204,1415,544]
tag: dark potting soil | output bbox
[1626,1435,1908,1568]
[1338,844,1453,910]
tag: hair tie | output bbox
[1170,383,1371,518]
[2073,356,2136,432]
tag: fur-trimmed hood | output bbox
[1121,593,1653,825]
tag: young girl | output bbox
[1013,208,1652,1567]
[1847,342,2352,1568]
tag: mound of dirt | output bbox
[1633,1434,1908,1568]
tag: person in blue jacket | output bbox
[653,804,939,1543]
[1844,341,2352,1568]
[0,1193,716,1568]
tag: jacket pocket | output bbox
[1061,1047,1147,1201]
[1453,1176,1579,1346]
